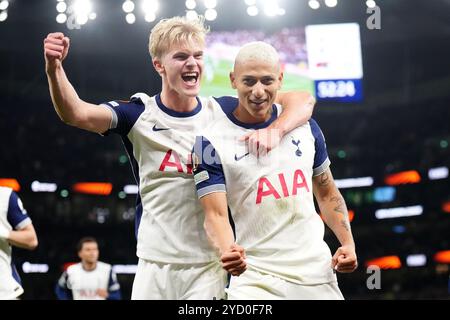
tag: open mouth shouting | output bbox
[181,71,200,87]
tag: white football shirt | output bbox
[102,94,227,264]
[0,187,32,299]
[194,96,337,285]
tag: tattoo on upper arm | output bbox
[319,171,330,187]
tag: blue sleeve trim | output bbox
[193,136,225,195]
[309,118,330,170]
[107,269,122,300]
[55,272,73,300]
[7,192,30,229]
[102,97,145,136]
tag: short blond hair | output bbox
[234,41,280,71]
[149,16,209,59]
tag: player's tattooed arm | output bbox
[313,168,357,273]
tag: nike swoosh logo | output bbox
[152,124,170,131]
[234,152,250,161]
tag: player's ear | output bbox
[230,72,237,89]
[277,71,284,89]
[153,58,164,75]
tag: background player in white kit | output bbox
[55,237,121,300]
[0,186,38,300]
[194,42,358,299]
[44,16,315,299]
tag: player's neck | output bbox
[160,89,198,113]
[82,261,97,271]
[233,104,272,124]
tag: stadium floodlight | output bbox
[76,13,88,25]
[126,13,136,24]
[22,262,49,274]
[89,12,96,19]
[203,0,217,9]
[122,0,135,13]
[428,166,449,180]
[247,5,258,16]
[124,184,139,194]
[308,0,320,9]
[56,1,67,13]
[0,10,7,22]
[56,13,67,23]
[245,0,256,6]
[73,0,92,17]
[185,0,196,10]
[31,181,58,193]
[145,11,156,22]
[406,254,427,267]
[112,264,138,274]
[142,0,159,14]
[375,205,423,219]
[186,10,198,20]
[324,0,337,8]
[0,0,8,11]
[204,8,217,21]
[334,176,374,189]
[366,0,376,8]
[263,0,279,17]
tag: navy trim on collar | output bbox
[155,94,202,118]
[214,96,278,129]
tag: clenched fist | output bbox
[44,32,70,71]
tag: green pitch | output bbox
[200,58,315,97]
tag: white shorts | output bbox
[131,258,227,300]
[226,268,344,300]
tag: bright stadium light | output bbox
[22,262,49,274]
[205,8,217,21]
[203,0,217,9]
[76,13,89,25]
[247,5,258,16]
[0,10,7,22]
[278,8,285,15]
[428,166,449,180]
[245,0,256,5]
[122,0,135,13]
[145,11,156,22]
[185,0,196,10]
[308,0,320,9]
[73,0,92,17]
[89,12,96,19]
[406,254,427,267]
[126,12,136,24]
[366,0,376,8]
[142,0,159,14]
[325,0,338,8]
[0,0,9,11]
[56,13,67,23]
[186,10,198,20]
[56,1,67,13]
[31,181,58,193]
[375,205,423,219]
[263,0,279,17]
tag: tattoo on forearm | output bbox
[331,196,346,215]
[331,195,351,231]
[319,171,330,186]
[340,220,350,232]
